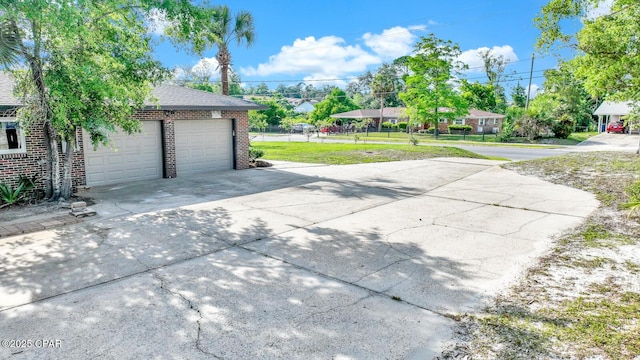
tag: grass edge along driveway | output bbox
[251,141,499,165]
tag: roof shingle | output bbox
[0,74,266,110]
[0,72,21,107]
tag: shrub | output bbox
[448,124,472,132]
[381,121,393,128]
[249,146,264,162]
[552,114,575,139]
[397,122,408,130]
[0,182,26,205]
[448,124,472,131]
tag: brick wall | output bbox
[1,108,251,193]
[222,110,251,170]
[436,118,504,134]
[0,114,48,190]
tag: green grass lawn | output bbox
[252,141,493,165]
[251,131,598,148]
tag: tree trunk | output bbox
[217,46,231,96]
[42,122,53,198]
[378,97,384,132]
[60,140,74,199]
[44,121,62,200]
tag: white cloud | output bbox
[362,25,426,60]
[146,8,171,36]
[240,35,381,81]
[192,57,221,79]
[458,45,519,72]
[585,0,614,19]
[240,25,429,86]
[526,84,540,99]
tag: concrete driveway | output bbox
[0,158,598,359]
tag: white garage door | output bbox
[175,119,233,175]
[83,121,163,186]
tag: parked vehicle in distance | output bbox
[292,123,315,132]
[606,122,625,133]
[320,125,341,133]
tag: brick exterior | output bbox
[0,112,48,190]
[0,109,251,192]
[222,110,251,170]
[436,117,504,134]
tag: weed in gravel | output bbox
[571,256,610,269]
[543,293,640,359]
[625,261,640,274]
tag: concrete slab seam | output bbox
[236,244,458,322]
[423,193,589,219]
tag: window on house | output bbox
[453,118,465,125]
[438,118,447,123]
[494,118,499,125]
[479,118,485,126]
[0,119,26,155]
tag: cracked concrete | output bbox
[0,158,598,359]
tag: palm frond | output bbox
[0,19,20,66]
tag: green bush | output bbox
[448,124,472,131]
[552,114,575,139]
[397,122,408,130]
[381,121,393,128]
[249,146,264,161]
[0,183,26,205]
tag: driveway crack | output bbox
[151,272,222,359]
[353,258,413,284]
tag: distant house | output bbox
[330,107,505,134]
[593,101,633,133]
[294,101,317,114]
[438,109,506,134]
[330,107,406,125]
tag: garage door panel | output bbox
[84,121,163,186]
[175,119,233,175]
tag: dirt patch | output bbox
[442,152,640,359]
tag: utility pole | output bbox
[525,53,535,110]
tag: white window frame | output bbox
[0,118,27,155]
[453,118,465,125]
[494,118,499,125]
[438,118,447,123]
[478,118,485,126]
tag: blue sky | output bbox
[150,0,606,96]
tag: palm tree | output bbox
[210,6,254,95]
[0,20,20,66]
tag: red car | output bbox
[606,122,625,133]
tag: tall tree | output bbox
[399,34,469,136]
[309,88,359,124]
[0,0,217,199]
[511,82,527,108]
[209,5,255,95]
[371,63,403,131]
[478,49,509,113]
[536,0,640,150]
[460,81,499,112]
[542,62,594,129]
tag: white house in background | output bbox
[294,101,316,114]
[594,101,633,133]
